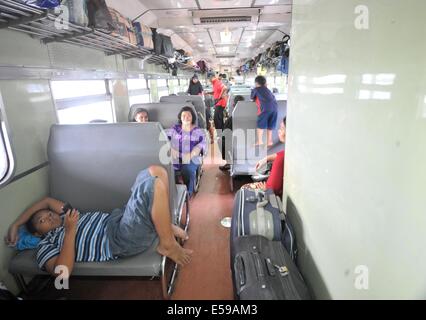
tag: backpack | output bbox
[277,56,289,75]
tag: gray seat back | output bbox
[230,100,286,175]
[273,100,287,142]
[231,101,263,165]
[48,122,178,216]
[129,103,198,128]
[160,95,206,129]
[227,93,251,114]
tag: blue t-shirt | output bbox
[251,86,278,115]
[36,212,114,270]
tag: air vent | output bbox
[193,9,260,25]
[200,16,252,24]
[216,55,236,58]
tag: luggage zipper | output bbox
[240,189,245,236]
[272,263,302,300]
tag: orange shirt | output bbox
[266,150,285,196]
[212,78,227,107]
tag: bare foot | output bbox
[172,224,189,240]
[157,241,193,266]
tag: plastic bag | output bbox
[36,0,61,8]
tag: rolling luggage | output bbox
[232,235,310,300]
[231,188,297,262]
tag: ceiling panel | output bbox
[198,0,253,9]
[208,28,244,45]
[216,46,238,54]
[240,30,271,44]
[262,5,292,14]
[137,0,198,9]
[255,0,292,5]
[174,26,207,33]
[178,32,211,43]
[154,9,192,18]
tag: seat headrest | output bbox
[129,103,198,128]
[48,123,175,213]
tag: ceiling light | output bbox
[220,30,233,43]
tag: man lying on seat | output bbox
[5,166,193,277]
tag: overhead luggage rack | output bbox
[0,0,199,71]
[147,54,169,65]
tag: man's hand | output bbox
[255,158,267,171]
[5,224,19,247]
[64,209,79,233]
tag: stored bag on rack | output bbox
[19,0,60,8]
[87,0,114,32]
[197,60,207,73]
[277,56,289,75]
[133,22,154,49]
[161,35,174,58]
[108,8,133,43]
[257,64,267,76]
[36,0,60,8]
[151,28,163,55]
[62,0,89,27]
[232,236,310,300]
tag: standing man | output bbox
[209,75,227,131]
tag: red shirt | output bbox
[266,150,285,195]
[212,78,227,107]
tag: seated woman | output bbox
[4,166,193,277]
[242,117,286,196]
[187,75,204,96]
[167,106,206,197]
[133,108,150,123]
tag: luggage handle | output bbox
[265,258,276,276]
[235,256,246,287]
[252,252,265,278]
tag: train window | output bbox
[0,97,13,186]
[267,76,275,87]
[128,79,151,105]
[180,79,188,92]
[157,79,169,99]
[245,77,255,86]
[51,80,114,124]
[169,79,179,94]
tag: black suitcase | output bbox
[232,235,310,300]
[161,35,174,58]
[230,189,297,261]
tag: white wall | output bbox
[285,0,426,299]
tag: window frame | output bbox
[127,78,151,106]
[156,78,170,100]
[0,92,15,188]
[51,79,115,125]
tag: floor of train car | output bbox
[21,140,252,300]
